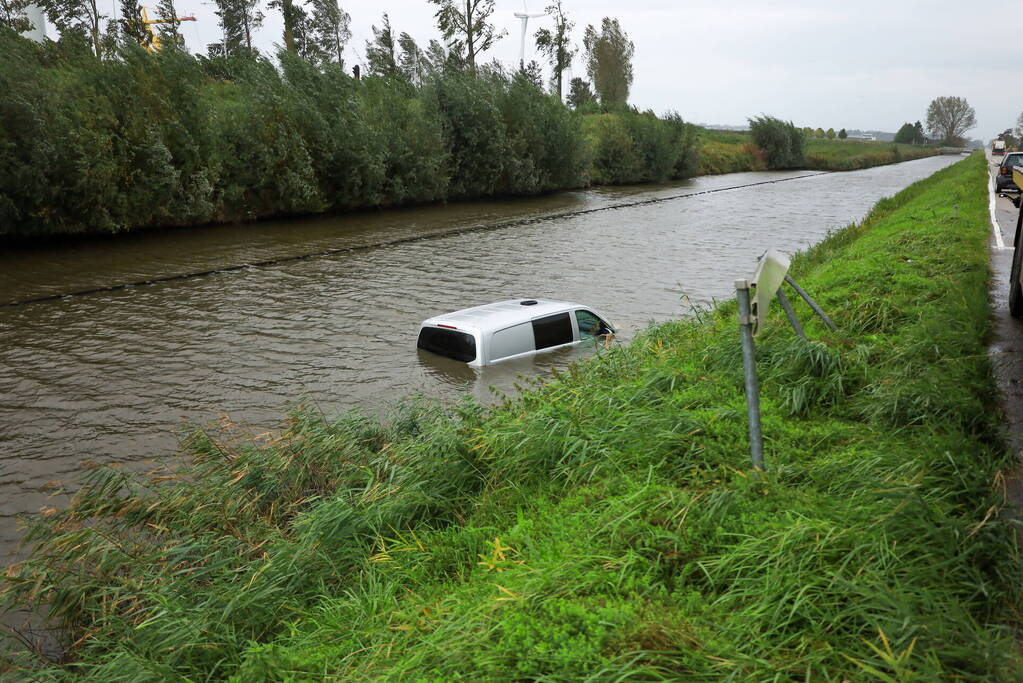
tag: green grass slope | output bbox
[2,154,1018,681]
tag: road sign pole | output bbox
[736,279,765,472]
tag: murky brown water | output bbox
[0,156,960,561]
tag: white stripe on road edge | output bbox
[991,175,1008,250]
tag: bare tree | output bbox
[582,17,633,107]
[925,96,976,146]
[428,0,505,72]
[534,0,574,100]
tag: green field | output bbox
[3,153,1018,680]
[697,128,940,174]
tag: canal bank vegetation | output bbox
[3,155,1018,680]
[698,125,941,175]
[0,30,700,239]
[4,27,936,240]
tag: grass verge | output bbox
[2,153,1018,680]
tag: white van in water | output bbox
[417,299,616,367]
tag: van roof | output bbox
[420,299,581,335]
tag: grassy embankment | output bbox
[697,128,941,175]
[3,153,1019,680]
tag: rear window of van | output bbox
[417,327,476,362]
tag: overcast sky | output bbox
[82,0,1013,138]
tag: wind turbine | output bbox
[514,1,547,71]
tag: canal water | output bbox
[0,156,961,561]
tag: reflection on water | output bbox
[416,350,479,387]
[0,156,960,561]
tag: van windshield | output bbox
[417,327,477,363]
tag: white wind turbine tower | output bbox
[514,1,547,70]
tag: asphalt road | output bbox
[986,153,1023,525]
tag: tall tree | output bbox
[365,12,398,78]
[1015,112,1023,139]
[0,0,33,33]
[428,0,504,72]
[269,0,302,53]
[566,76,595,109]
[522,59,542,88]
[118,0,148,47]
[154,0,184,50]
[582,17,633,107]
[398,31,427,85]
[41,0,105,56]
[308,0,349,66]
[894,122,916,144]
[424,37,460,74]
[213,0,263,55]
[926,96,976,146]
[533,0,573,100]
[838,128,847,139]
[913,120,925,143]
[288,3,315,59]
[1000,128,1019,150]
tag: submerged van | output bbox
[417,299,616,367]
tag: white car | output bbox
[417,299,616,367]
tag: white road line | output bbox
[991,174,1008,250]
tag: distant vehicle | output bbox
[417,299,616,367]
[994,139,1007,155]
[996,152,1023,193]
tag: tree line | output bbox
[0,5,700,238]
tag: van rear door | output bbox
[417,326,477,363]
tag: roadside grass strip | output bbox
[2,154,1019,680]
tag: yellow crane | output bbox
[138,6,196,52]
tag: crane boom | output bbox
[138,6,197,52]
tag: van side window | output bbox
[532,312,573,350]
[575,310,606,339]
[490,322,535,361]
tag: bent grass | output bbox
[2,154,1019,680]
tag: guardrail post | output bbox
[736,279,765,472]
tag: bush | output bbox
[749,114,806,169]
[0,29,700,239]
